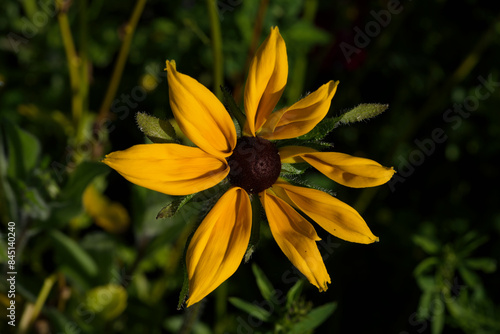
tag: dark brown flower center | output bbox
[227,136,281,194]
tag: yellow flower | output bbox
[103,27,395,307]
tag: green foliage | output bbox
[413,224,500,334]
[229,264,336,333]
[1,0,499,333]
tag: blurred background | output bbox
[1,0,499,333]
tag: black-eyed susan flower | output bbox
[103,27,395,307]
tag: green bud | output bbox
[336,103,389,126]
[135,112,177,143]
[85,285,127,320]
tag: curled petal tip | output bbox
[165,60,176,71]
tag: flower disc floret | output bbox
[227,136,281,194]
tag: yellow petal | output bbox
[165,60,236,158]
[243,27,288,136]
[281,146,395,188]
[259,81,339,140]
[102,144,228,196]
[279,145,318,163]
[273,182,379,244]
[261,191,330,291]
[186,187,252,306]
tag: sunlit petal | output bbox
[244,27,288,136]
[261,191,330,291]
[279,146,395,188]
[102,144,228,196]
[279,145,319,163]
[186,187,252,307]
[165,60,236,158]
[259,81,338,140]
[273,182,379,244]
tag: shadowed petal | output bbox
[102,144,228,196]
[259,81,338,140]
[244,27,288,136]
[279,146,395,188]
[273,182,379,244]
[186,187,251,307]
[165,60,237,158]
[261,191,330,291]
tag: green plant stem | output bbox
[18,274,57,334]
[97,0,147,122]
[79,0,89,118]
[234,0,269,104]
[179,300,204,334]
[286,0,319,103]
[207,0,223,100]
[57,1,82,129]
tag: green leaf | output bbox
[228,297,272,322]
[157,193,195,219]
[45,161,109,228]
[335,103,389,127]
[412,234,440,255]
[416,290,435,319]
[50,229,98,277]
[60,161,109,200]
[286,21,331,48]
[290,302,337,334]
[286,279,304,309]
[457,233,488,257]
[136,112,177,143]
[431,302,445,334]
[457,265,483,290]
[84,284,127,320]
[414,257,439,277]
[252,263,275,301]
[295,117,337,141]
[281,162,310,175]
[464,257,497,273]
[2,119,41,179]
[15,180,50,220]
[415,275,436,292]
[45,309,82,334]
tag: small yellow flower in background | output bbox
[103,27,395,307]
[83,184,130,233]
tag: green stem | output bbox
[233,0,269,104]
[18,274,57,334]
[207,0,223,99]
[178,300,204,334]
[79,0,89,116]
[286,0,318,103]
[97,0,148,122]
[57,1,82,130]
